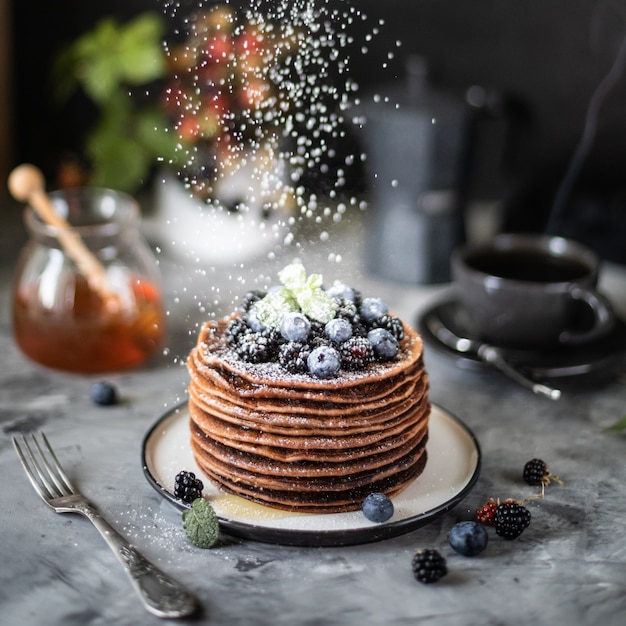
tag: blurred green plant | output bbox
[604,414,626,432]
[53,12,178,192]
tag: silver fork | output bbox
[13,433,198,619]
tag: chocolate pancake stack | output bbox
[187,317,430,513]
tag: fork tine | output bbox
[23,435,64,498]
[12,436,53,501]
[38,433,76,495]
[13,433,76,500]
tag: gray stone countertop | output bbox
[1,201,626,626]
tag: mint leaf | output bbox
[254,288,299,328]
[182,499,220,548]
[278,261,307,292]
[297,287,336,324]
[256,261,337,327]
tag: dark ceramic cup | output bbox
[451,233,615,349]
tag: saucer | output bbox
[417,293,626,380]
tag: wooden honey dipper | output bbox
[8,164,120,310]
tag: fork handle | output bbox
[75,501,198,618]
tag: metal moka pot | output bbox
[360,57,497,284]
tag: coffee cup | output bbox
[451,233,615,349]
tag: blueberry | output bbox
[448,521,488,556]
[367,328,399,361]
[90,381,118,406]
[307,345,341,378]
[326,280,356,302]
[362,493,394,523]
[360,297,388,323]
[246,306,266,332]
[280,311,311,342]
[324,317,353,344]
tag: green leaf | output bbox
[86,103,149,192]
[255,288,299,328]
[74,18,122,103]
[256,261,337,327]
[297,288,336,324]
[604,415,626,432]
[278,261,307,292]
[182,499,220,548]
[62,13,166,104]
[118,13,166,85]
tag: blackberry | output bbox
[226,317,250,347]
[340,336,374,370]
[174,471,204,503]
[476,498,498,525]
[493,500,531,539]
[308,319,326,340]
[309,334,332,349]
[235,331,278,363]
[278,341,311,374]
[411,549,448,584]
[371,314,405,341]
[239,290,266,313]
[523,458,554,486]
[334,298,360,325]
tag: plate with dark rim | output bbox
[142,401,481,547]
[418,293,626,380]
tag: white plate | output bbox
[142,402,480,546]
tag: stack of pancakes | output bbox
[187,317,430,513]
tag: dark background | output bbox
[9,0,626,260]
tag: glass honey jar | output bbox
[12,187,165,373]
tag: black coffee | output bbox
[467,249,590,282]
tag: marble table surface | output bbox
[1,201,626,626]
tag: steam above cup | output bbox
[451,233,615,349]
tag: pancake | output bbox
[187,316,431,514]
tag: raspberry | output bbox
[340,336,374,370]
[493,500,531,539]
[174,471,204,503]
[411,549,448,584]
[476,497,498,525]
